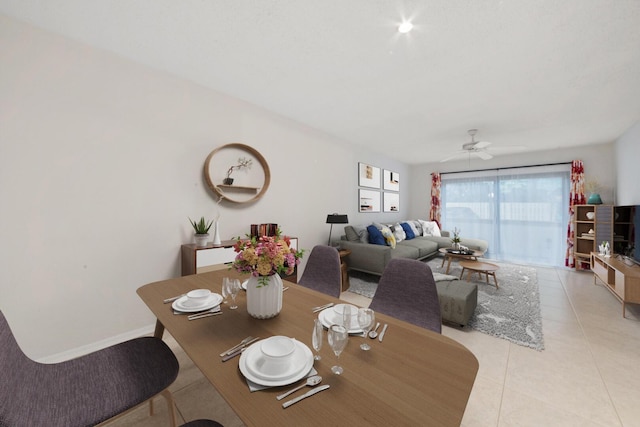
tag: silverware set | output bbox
[312,302,334,313]
[220,336,261,362]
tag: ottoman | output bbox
[434,275,477,327]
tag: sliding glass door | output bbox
[441,164,570,266]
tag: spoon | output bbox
[369,322,381,339]
[276,375,322,400]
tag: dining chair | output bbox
[181,420,224,427]
[298,245,342,298]
[369,258,442,333]
[0,310,180,427]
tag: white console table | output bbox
[181,237,299,283]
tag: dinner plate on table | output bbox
[172,293,223,313]
[318,304,363,334]
[239,339,313,387]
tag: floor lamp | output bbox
[326,213,349,246]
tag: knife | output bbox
[221,337,261,357]
[282,384,330,408]
[378,324,388,342]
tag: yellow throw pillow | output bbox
[380,226,396,249]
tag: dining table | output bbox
[137,270,479,426]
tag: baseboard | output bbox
[36,323,156,363]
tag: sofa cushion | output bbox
[344,226,359,242]
[389,244,420,259]
[367,225,386,246]
[400,222,415,239]
[345,225,369,243]
[399,238,438,257]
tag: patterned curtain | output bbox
[429,172,442,227]
[565,160,586,268]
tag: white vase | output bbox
[194,233,209,248]
[213,221,221,245]
[246,274,283,319]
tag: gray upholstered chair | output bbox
[298,245,342,298]
[369,258,442,333]
[0,310,180,427]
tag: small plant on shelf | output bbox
[189,217,213,235]
[223,157,253,185]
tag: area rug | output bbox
[347,258,544,350]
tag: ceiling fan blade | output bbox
[475,151,493,160]
[473,141,491,149]
[487,145,526,153]
[439,151,467,162]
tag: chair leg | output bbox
[160,389,178,427]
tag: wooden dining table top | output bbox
[137,270,479,426]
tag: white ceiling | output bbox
[2,0,639,164]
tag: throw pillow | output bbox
[400,222,415,239]
[407,221,420,237]
[367,225,386,246]
[380,225,396,248]
[351,225,369,243]
[419,220,442,237]
[344,226,359,242]
[392,222,406,242]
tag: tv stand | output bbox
[591,252,640,318]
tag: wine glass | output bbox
[221,277,229,304]
[357,308,375,351]
[225,279,241,309]
[342,304,354,330]
[312,318,323,360]
[327,324,348,375]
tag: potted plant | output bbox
[189,217,213,247]
[223,157,253,185]
[451,227,462,249]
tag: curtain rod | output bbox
[440,161,572,176]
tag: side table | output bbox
[338,249,351,292]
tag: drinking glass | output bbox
[342,304,353,330]
[357,308,375,351]
[327,324,348,375]
[225,279,241,309]
[312,318,323,361]
[221,277,230,304]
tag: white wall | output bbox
[0,15,409,360]
[408,143,616,221]
[614,121,640,205]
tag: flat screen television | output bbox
[616,205,639,266]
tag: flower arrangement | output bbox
[232,230,304,286]
[451,227,462,245]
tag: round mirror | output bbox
[204,143,271,204]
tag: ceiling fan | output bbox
[440,129,524,163]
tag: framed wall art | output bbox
[383,169,400,192]
[359,189,381,212]
[358,162,381,189]
[383,192,400,212]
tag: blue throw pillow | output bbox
[400,222,415,239]
[367,225,386,246]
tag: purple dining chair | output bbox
[0,310,181,427]
[298,245,342,298]
[369,258,442,333]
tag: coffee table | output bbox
[459,260,500,289]
[439,247,485,274]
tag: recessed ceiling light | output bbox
[398,21,413,34]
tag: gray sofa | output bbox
[340,222,489,276]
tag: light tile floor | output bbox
[106,266,640,427]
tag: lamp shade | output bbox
[326,214,349,224]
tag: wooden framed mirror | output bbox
[204,143,271,204]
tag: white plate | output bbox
[172,293,223,313]
[318,306,362,334]
[239,339,313,387]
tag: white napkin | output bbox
[247,367,318,392]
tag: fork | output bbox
[219,336,254,357]
[187,307,221,320]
